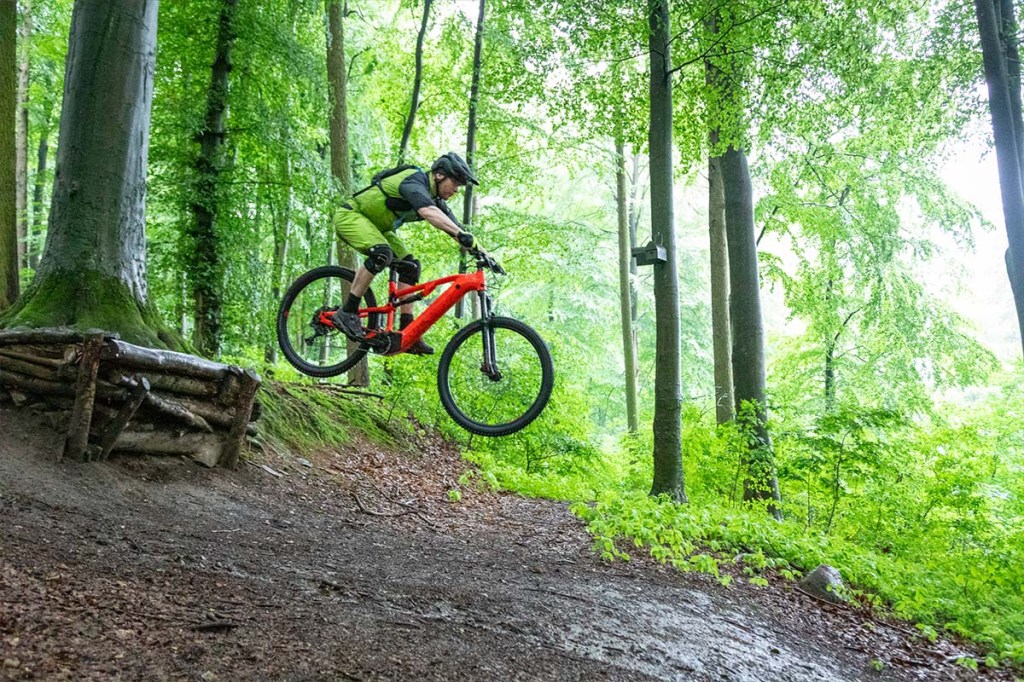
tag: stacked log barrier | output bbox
[0,328,261,467]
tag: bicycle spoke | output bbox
[277,266,379,378]
[442,323,545,430]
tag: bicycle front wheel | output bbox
[437,317,554,437]
[277,266,382,378]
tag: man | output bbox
[331,152,481,355]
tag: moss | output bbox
[259,381,416,454]
[0,269,186,351]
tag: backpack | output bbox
[352,164,422,198]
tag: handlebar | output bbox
[468,248,506,275]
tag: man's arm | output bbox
[417,205,462,238]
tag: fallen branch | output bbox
[351,493,421,518]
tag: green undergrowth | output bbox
[457,400,1024,669]
[257,380,419,455]
[252,365,1024,669]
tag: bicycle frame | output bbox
[360,267,490,355]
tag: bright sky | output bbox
[938,147,1021,361]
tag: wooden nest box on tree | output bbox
[0,328,261,467]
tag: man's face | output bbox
[436,173,464,200]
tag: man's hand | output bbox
[457,231,479,251]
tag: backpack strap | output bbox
[351,164,422,198]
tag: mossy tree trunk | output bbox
[189,0,238,359]
[0,0,17,309]
[0,0,180,351]
[721,146,782,519]
[647,0,686,503]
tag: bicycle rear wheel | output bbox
[437,317,553,436]
[277,266,383,378]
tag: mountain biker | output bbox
[331,152,483,355]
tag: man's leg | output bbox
[333,210,392,339]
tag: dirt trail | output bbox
[0,405,1011,681]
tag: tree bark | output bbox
[463,0,484,228]
[708,136,733,425]
[0,0,179,351]
[616,137,639,434]
[398,0,432,163]
[647,0,686,503]
[976,0,1024,355]
[457,0,485,317]
[28,122,49,271]
[0,0,17,309]
[15,0,30,275]
[327,0,369,386]
[721,146,782,518]
[190,0,238,359]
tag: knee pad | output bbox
[394,255,421,285]
[364,244,394,274]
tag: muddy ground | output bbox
[0,403,1016,681]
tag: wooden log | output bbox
[0,348,67,369]
[63,333,105,462]
[218,367,241,405]
[0,343,73,360]
[143,392,213,432]
[0,327,115,346]
[100,339,232,381]
[0,354,62,381]
[97,376,150,461]
[106,369,219,399]
[166,395,234,429]
[109,430,224,468]
[220,368,261,469]
[0,368,127,401]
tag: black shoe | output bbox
[331,310,366,341]
[406,339,434,355]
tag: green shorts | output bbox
[333,208,410,260]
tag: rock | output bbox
[4,658,20,668]
[296,457,312,468]
[9,390,28,407]
[798,564,847,604]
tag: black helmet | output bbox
[432,152,479,186]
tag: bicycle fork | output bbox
[478,291,502,382]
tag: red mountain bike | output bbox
[276,249,553,436]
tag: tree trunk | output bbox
[28,122,49,271]
[463,0,484,228]
[0,0,16,309]
[721,146,782,518]
[976,0,1024,355]
[628,152,640,325]
[708,138,733,425]
[457,0,485,318]
[266,152,292,366]
[15,0,30,275]
[0,0,179,350]
[327,0,369,386]
[190,0,238,359]
[647,0,686,503]
[398,0,432,163]
[616,137,639,434]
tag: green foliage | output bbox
[18,0,1024,668]
[259,380,418,454]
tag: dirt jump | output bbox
[0,404,1011,681]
